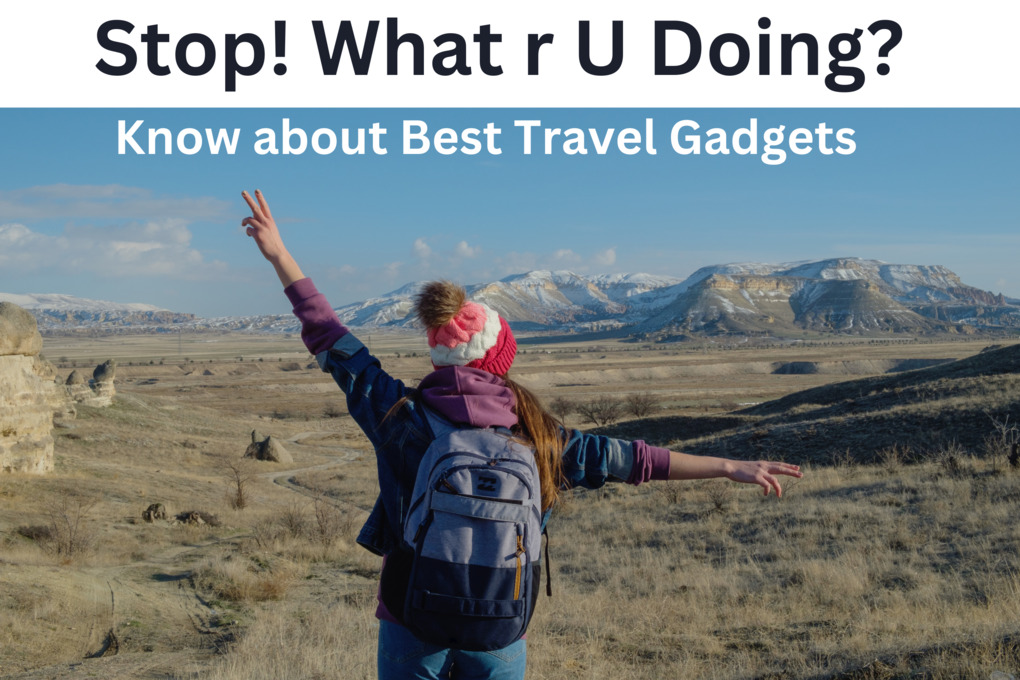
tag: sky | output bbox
[0,108,1017,317]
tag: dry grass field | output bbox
[2,332,1019,679]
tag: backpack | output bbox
[398,409,544,651]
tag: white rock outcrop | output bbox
[1,302,61,473]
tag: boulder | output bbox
[142,503,168,522]
[66,370,86,385]
[0,302,43,356]
[93,360,117,383]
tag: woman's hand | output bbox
[668,452,802,498]
[241,189,304,287]
[242,189,287,262]
[725,460,802,497]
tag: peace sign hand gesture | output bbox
[241,189,304,287]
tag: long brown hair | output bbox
[502,374,566,512]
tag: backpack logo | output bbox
[477,475,498,493]
[400,410,543,652]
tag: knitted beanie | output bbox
[415,281,517,377]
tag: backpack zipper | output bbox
[514,527,525,600]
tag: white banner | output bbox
[1,1,1016,107]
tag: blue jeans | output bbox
[377,620,527,680]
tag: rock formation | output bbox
[244,430,293,463]
[142,503,168,522]
[1,302,62,473]
[87,359,117,406]
[64,360,117,407]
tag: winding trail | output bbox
[4,429,365,680]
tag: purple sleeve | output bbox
[283,278,349,356]
[627,440,672,484]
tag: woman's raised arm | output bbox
[242,189,305,287]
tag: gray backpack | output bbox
[400,409,543,651]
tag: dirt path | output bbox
[3,434,363,680]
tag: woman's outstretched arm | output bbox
[668,452,802,497]
[242,189,304,287]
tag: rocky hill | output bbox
[0,293,196,333]
[328,259,1018,337]
[633,258,1016,338]
[596,342,1020,465]
[5,258,1018,338]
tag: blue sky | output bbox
[0,108,1017,317]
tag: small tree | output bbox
[576,395,623,426]
[226,460,254,510]
[548,396,576,421]
[45,494,98,559]
[625,392,659,418]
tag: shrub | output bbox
[225,460,254,510]
[625,392,659,418]
[983,415,1020,471]
[193,555,297,603]
[934,440,972,478]
[313,496,355,546]
[277,503,309,540]
[16,524,53,541]
[323,403,345,418]
[548,396,576,421]
[576,395,624,426]
[43,495,98,559]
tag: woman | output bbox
[241,189,802,679]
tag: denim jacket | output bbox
[315,333,642,557]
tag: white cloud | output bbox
[593,247,617,266]
[0,219,225,279]
[454,241,480,258]
[553,249,581,264]
[412,237,432,259]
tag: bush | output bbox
[576,395,624,426]
[43,496,98,559]
[323,403,345,418]
[313,496,355,546]
[548,396,575,421]
[225,460,254,510]
[983,415,1020,471]
[16,524,53,541]
[277,503,309,540]
[193,555,297,603]
[625,392,659,418]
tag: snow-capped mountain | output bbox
[0,292,166,313]
[6,259,1018,337]
[0,292,196,331]
[331,271,684,330]
[633,258,1017,336]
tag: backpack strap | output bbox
[422,407,515,439]
[422,407,459,440]
[543,527,553,597]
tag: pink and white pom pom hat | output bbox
[415,282,517,377]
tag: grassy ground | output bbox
[2,335,1019,679]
